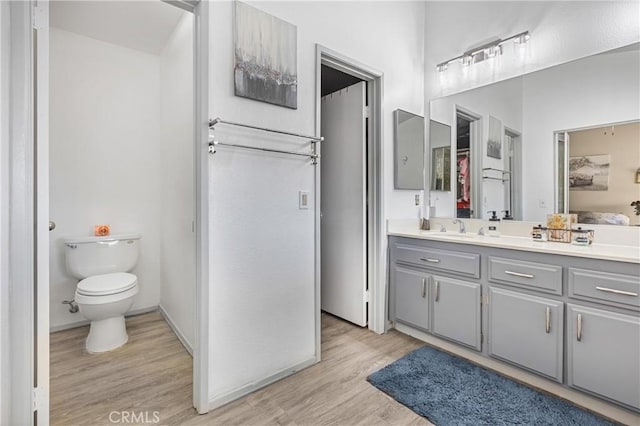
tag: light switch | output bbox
[299,191,309,209]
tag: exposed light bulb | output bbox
[514,32,530,45]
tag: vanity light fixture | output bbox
[436,63,448,73]
[437,30,530,73]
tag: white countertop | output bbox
[388,225,640,264]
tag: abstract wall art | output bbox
[234,2,297,109]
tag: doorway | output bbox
[315,46,385,336]
[455,108,481,219]
[320,66,368,327]
[3,0,210,423]
[47,1,197,423]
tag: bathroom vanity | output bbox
[388,228,640,412]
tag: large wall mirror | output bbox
[428,42,640,226]
[394,109,425,190]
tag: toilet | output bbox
[64,233,141,353]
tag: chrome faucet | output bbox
[452,219,466,233]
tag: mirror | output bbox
[430,120,451,192]
[394,109,425,190]
[429,42,640,225]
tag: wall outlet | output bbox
[299,191,309,209]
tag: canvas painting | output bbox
[487,116,502,159]
[234,2,297,109]
[569,154,610,191]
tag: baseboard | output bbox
[208,357,317,411]
[393,322,640,426]
[158,304,193,356]
[49,305,159,333]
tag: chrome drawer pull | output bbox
[504,270,535,279]
[435,281,440,302]
[421,277,426,298]
[577,314,582,342]
[420,258,440,263]
[545,307,551,334]
[595,286,638,297]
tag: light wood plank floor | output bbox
[51,311,427,426]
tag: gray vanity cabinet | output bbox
[393,266,430,332]
[432,276,481,350]
[567,304,640,410]
[488,287,564,381]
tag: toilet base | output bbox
[86,315,128,353]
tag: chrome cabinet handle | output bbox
[49,221,56,231]
[545,307,551,334]
[421,277,426,298]
[435,281,440,302]
[595,286,638,297]
[577,314,582,342]
[504,270,535,279]
[420,258,440,263]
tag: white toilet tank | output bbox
[64,233,141,279]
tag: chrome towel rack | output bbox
[208,118,323,165]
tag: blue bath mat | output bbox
[368,346,615,425]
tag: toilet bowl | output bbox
[75,272,139,353]
[64,233,141,353]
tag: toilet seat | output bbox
[76,272,138,296]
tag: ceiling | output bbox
[50,1,186,55]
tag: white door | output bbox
[35,1,51,422]
[320,81,367,327]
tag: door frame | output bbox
[4,0,211,422]
[314,45,386,339]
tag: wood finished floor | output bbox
[51,311,428,426]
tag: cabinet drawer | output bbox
[569,268,640,309]
[488,256,562,295]
[394,244,480,278]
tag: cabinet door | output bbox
[567,304,640,410]
[394,266,429,331]
[432,276,481,350]
[488,287,564,381]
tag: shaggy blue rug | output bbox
[368,346,615,425]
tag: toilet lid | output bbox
[77,272,137,296]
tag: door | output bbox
[488,287,564,382]
[567,304,640,410]
[320,81,367,326]
[431,276,481,350]
[393,267,429,331]
[35,1,51,421]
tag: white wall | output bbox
[49,28,163,329]
[159,13,195,350]
[424,1,640,213]
[0,1,9,421]
[430,77,523,218]
[208,0,425,403]
[521,47,640,220]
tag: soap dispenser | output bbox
[487,211,501,237]
[502,210,514,220]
